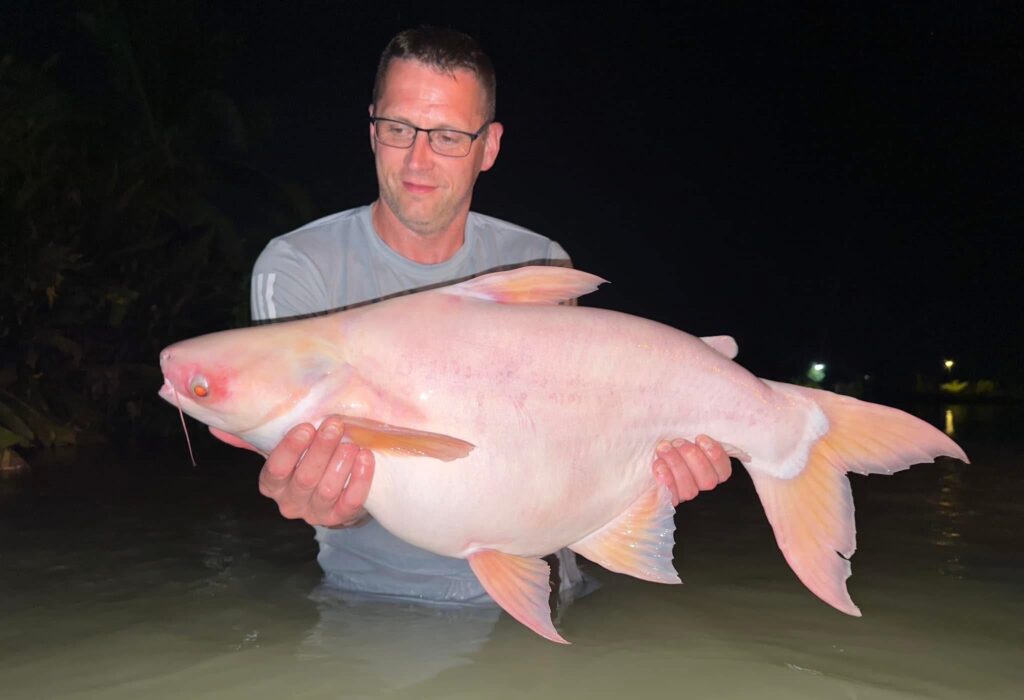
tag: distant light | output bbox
[943,359,955,371]
[807,362,826,383]
[944,409,955,436]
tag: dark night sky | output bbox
[6,1,1023,386]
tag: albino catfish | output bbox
[158,266,966,643]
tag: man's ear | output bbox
[480,121,503,172]
[368,105,377,153]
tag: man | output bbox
[250,27,731,604]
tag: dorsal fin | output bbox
[700,335,739,359]
[441,266,606,305]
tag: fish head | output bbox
[158,323,342,439]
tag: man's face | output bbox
[370,58,502,237]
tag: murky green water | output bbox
[1,404,1021,699]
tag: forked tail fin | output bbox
[747,381,967,616]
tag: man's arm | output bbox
[251,239,332,322]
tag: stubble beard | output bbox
[379,180,469,239]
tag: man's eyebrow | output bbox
[375,114,471,132]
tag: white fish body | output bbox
[159,267,966,642]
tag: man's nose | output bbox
[406,131,434,169]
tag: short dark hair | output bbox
[373,26,497,122]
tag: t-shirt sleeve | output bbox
[250,238,330,322]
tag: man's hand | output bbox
[652,435,732,506]
[258,416,375,527]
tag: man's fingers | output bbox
[330,449,374,524]
[696,434,733,483]
[674,438,719,492]
[308,442,359,525]
[291,417,345,493]
[657,440,697,505]
[257,417,378,527]
[653,457,681,506]
[259,423,315,496]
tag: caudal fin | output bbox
[748,382,967,616]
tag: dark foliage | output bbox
[0,5,311,462]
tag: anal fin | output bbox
[467,550,568,644]
[570,485,681,584]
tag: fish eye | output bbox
[190,375,209,398]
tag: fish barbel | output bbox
[158,266,967,643]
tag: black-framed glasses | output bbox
[369,116,490,158]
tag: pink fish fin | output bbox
[209,427,267,457]
[747,458,861,616]
[699,335,739,359]
[467,549,569,644]
[338,415,474,462]
[569,484,681,584]
[441,265,607,305]
[749,382,969,617]
[771,382,969,474]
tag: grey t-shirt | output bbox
[250,204,582,604]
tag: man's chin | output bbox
[379,191,460,237]
[396,208,456,238]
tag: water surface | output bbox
[1,404,1020,699]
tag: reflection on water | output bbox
[300,588,499,690]
[0,404,1021,699]
[930,459,967,576]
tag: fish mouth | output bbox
[158,378,201,416]
[158,378,176,403]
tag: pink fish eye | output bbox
[190,375,209,398]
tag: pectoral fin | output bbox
[467,550,567,644]
[570,485,681,584]
[443,266,606,305]
[339,415,474,461]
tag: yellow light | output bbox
[944,408,955,436]
[943,359,955,372]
